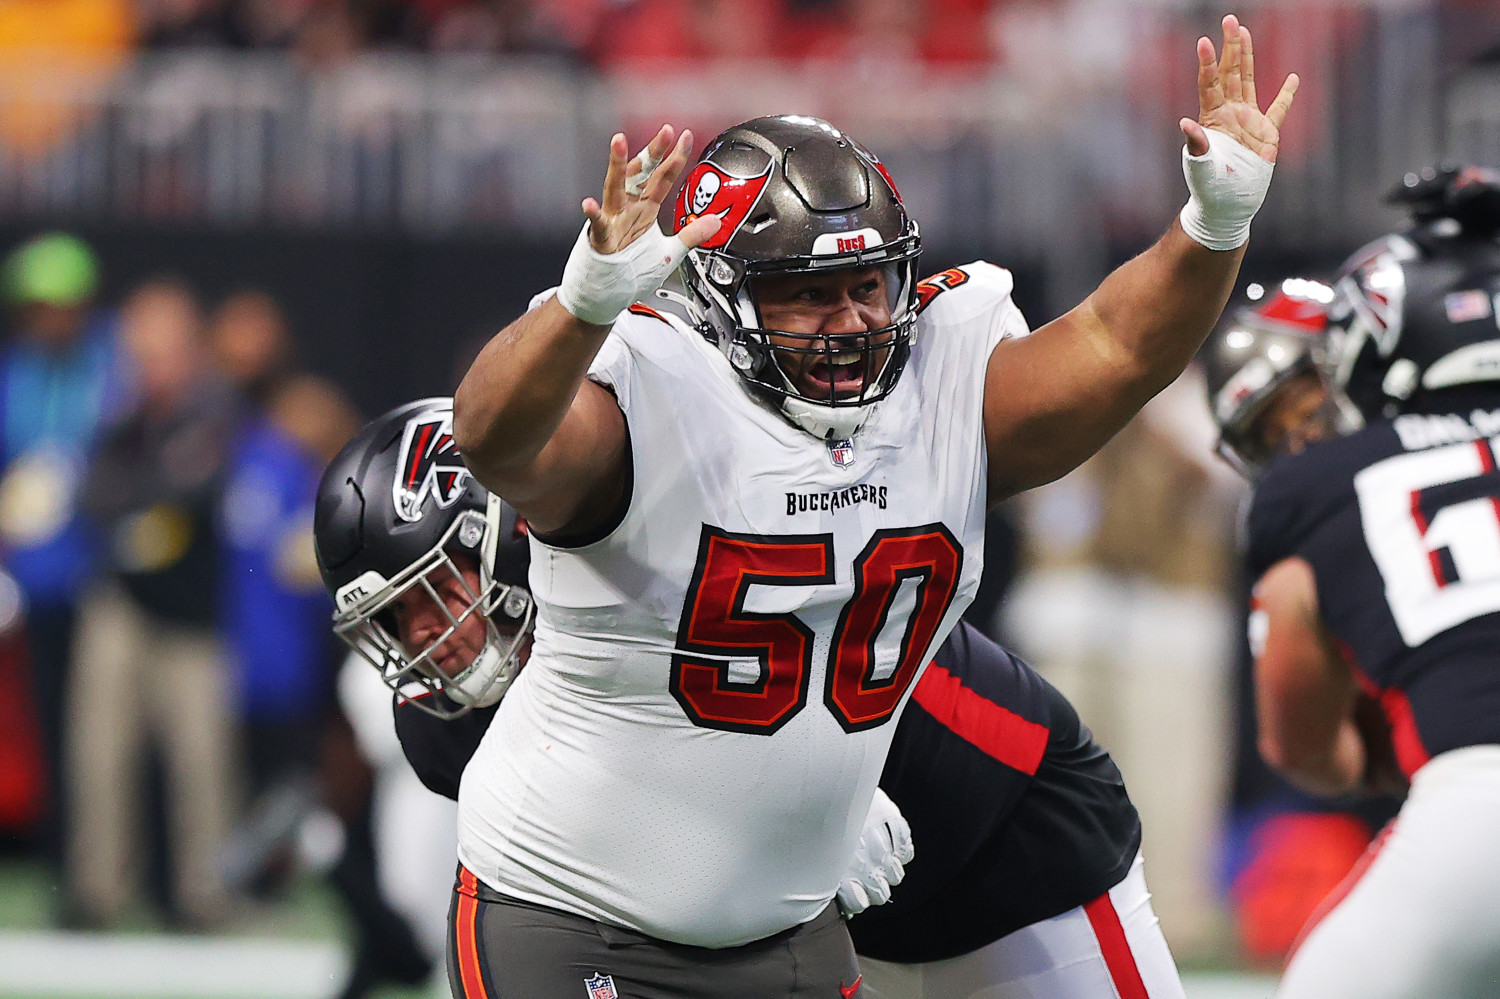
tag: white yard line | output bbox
[0,931,348,998]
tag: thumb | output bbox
[1181,118,1210,158]
[677,214,722,249]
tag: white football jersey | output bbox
[457,262,1028,947]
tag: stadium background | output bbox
[0,0,1493,995]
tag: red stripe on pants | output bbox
[1083,891,1151,999]
[455,867,490,998]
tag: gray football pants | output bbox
[448,866,863,998]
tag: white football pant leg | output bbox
[1276,746,1500,999]
[859,852,1186,999]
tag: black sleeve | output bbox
[849,621,1142,963]
[392,696,497,800]
[1245,456,1306,581]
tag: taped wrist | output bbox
[555,222,688,326]
[1179,129,1275,251]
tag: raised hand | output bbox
[1181,14,1298,164]
[581,125,720,255]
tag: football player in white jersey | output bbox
[433,14,1297,998]
[315,398,1185,999]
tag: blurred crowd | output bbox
[0,230,450,996]
[0,0,1000,70]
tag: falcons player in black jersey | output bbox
[314,397,1187,999]
[1206,165,1500,999]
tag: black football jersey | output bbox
[1247,403,1500,774]
[846,620,1139,963]
[392,621,1140,963]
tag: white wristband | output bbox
[1178,129,1274,251]
[554,222,689,326]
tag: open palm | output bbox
[1182,14,1298,164]
[583,126,720,254]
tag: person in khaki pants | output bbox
[65,278,239,930]
[67,582,235,927]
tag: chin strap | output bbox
[445,642,518,708]
[779,395,873,441]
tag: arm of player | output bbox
[982,15,1298,502]
[453,126,720,536]
[837,787,916,918]
[1251,556,1372,797]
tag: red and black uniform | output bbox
[1246,398,1500,774]
[1247,397,1500,999]
[393,620,1140,964]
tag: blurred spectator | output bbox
[1002,368,1244,957]
[66,277,239,930]
[593,0,785,65]
[0,233,126,879]
[593,0,995,66]
[134,0,236,47]
[417,0,572,53]
[0,0,135,159]
[824,0,995,65]
[292,1,363,69]
[218,366,359,891]
[209,288,293,406]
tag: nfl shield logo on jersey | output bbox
[583,973,618,999]
[828,438,856,467]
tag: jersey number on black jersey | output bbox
[1357,437,1500,646]
[671,525,963,734]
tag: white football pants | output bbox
[858,853,1186,999]
[1276,745,1500,999]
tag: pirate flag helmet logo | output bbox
[674,161,774,251]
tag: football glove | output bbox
[836,787,915,918]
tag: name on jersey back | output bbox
[1394,408,1500,451]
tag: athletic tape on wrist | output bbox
[1178,129,1275,251]
[554,222,688,326]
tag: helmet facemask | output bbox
[332,508,534,720]
[673,115,923,441]
[682,235,922,440]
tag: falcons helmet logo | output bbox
[392,410,470,522]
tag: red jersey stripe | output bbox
[1341,640,1432,779]
[911,661,1048,775]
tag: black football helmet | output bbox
[1202,278,1334,475]
[313,398,533,719]
[673,115,922,440]
[1325,165,1500,427]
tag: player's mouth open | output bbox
[804,357,868,398]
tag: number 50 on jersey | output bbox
[671,524,964,734]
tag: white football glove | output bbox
[836,788,915,918]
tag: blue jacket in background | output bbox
[0,314,127,607]
[220,416,334,720]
